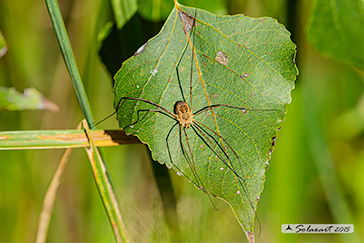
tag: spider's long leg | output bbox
[182,127,194,164]
[175,44,189,103]
[190,124,238,180]
[190,123,253,212]
[92,99,128,127]
[92,111,117,127]
[116,97,176,118]
[192,121,261,234]
[194,121,243,173]
[193,104,280,116]
[178,125,201,187]
[176,9,197,103]
[123,109,175,130]
[165,123,197,185]
[95,97,177,127]
[189,9,197,108]
[181,126,217,210]
[113,97,177,130]
[192,122,251,199]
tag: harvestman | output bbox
[109,8,280,233]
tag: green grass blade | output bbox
[0,129,138,150]
[44,0,94,127]
[82,120,131,243]
[44,1,131,241]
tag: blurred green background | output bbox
[0,0,363,242]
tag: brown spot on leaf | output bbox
[271,137,277,146]
[178,10,195,32]
[216,51,228,65]
[241,73,249,78]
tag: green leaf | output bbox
[138,0,227,21]
[0,87,59,111]
[110,0,137,29]
[0,31,8,58]
[114,2,298,239]
[0,129,137,150]
[306,0,364,71]
[138,0,174,21]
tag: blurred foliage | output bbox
[0,0,363,243]
[138,0,227,21]
[306,0,364,71]
[0,30,7,58]
[0,87,58,111]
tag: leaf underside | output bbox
[114,3,297,236]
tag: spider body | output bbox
[174,101,194,128]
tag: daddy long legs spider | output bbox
[112,4,292,237]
